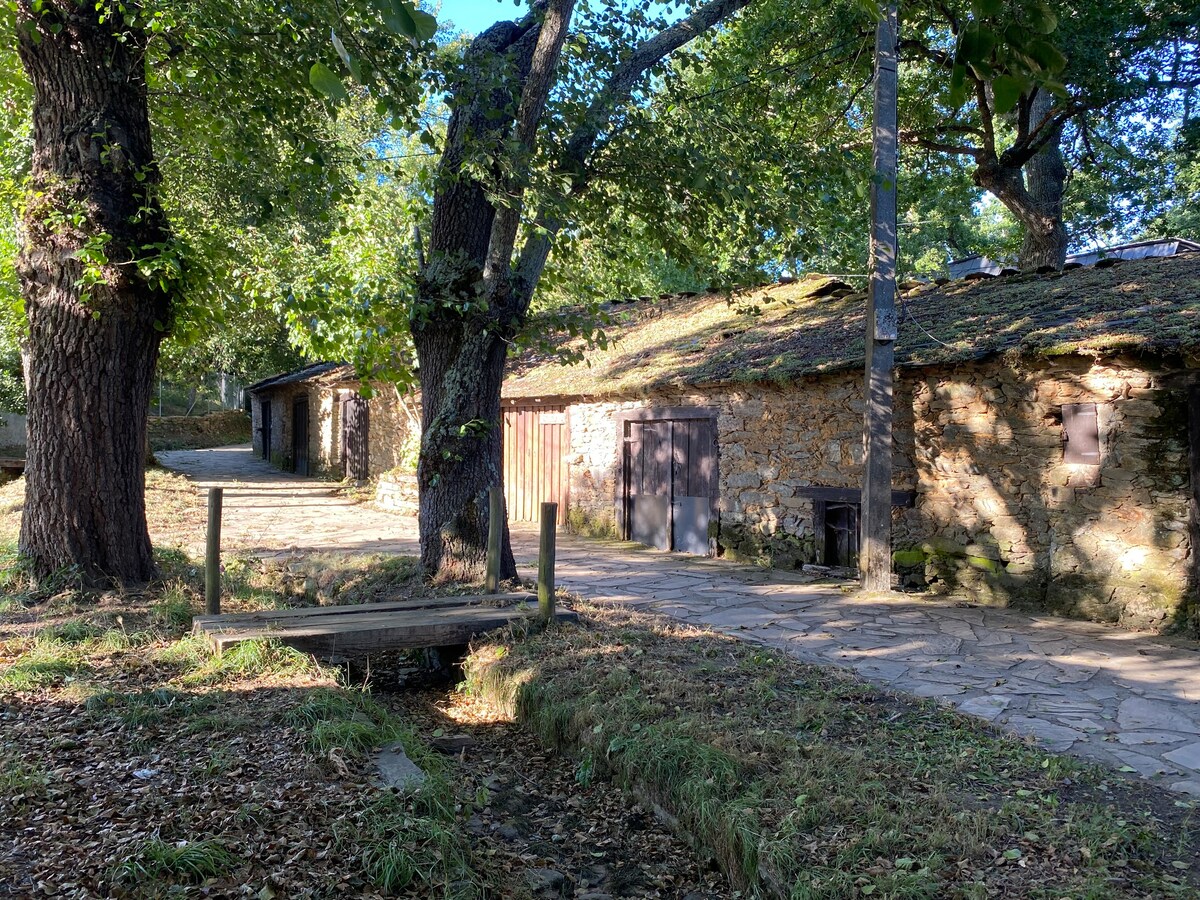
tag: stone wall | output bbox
[148,410,250,451]
[375,471,419,515]
[557,354,1197,633]
[252,381,419,481]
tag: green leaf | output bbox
[308,62,348,102]
[1028,1,1057,35]
[385,0,418,38]
[1003,848,1022,860]
[991,74,1026,114]
[410,8,437,41]
[948,63,969,107]
[330,30,363,84]
[1026,38,1067,74]
[972,0,1002,16]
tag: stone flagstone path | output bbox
[158,447,1200,797]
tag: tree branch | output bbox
[513,0,755,305]
[898,131,979,157]
[482,0,576,299]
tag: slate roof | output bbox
[245,361,350,396]
[503,251,1200,400]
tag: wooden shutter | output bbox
[1063,403,1100,465]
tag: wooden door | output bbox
[292,397,309,476]
[260,400,272,461]
[671,418,717,555]
[341,394,370,481]
[502,406,568,524]
[628,420,672,549]
[624,414,717,554]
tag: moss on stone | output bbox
[891,549,927,568]
[718,522,813,570]
[565,506,618,540]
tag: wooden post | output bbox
[205,487,223,614]
[485,486,503,594]
[860,2,899,593]
[537,501,558,621]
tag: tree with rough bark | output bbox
[13,1,171,582]
[5,0,429,584]
[405,0,755,580]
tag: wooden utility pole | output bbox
[485,486,503,594]
[537,502,558,622]
[860,2,899,592]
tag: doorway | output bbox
[292,397,309,476]
[260,400,272,461]
[502,404,569,524]
[822,500,860,567]
[341,394,370,481]
[621,409,717,555]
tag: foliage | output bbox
[111,837,235,886]
[568,0,1198,283]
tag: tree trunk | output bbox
[414,320,516,582]
[1017,95,1068,270]
[974,91,1068,270]
[15,3,170,584]
[412,0,750,581]
[411,12,548,582]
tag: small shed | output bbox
[245,363,420,481]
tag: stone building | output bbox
[503,252,1200,633]
[246,362,419,481]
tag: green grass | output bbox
[286,686,422,759]
[0,636,87,694]
[112,837,236,887]
[150,585,200,636]
[85,687,216,727]
[355,794,480,898]
[463,608,1200,899]
[0,754,49,794]
[178,638,321,686]
[285,686,483,897]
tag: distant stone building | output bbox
[245,362,419,482]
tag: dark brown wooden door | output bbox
[341,394,370,481]
[628,420,672,550]
[292,397,309,476]
[502,406,568,524]
[625,415,716,554]
[823,501,859,567]
[260,400,272,461]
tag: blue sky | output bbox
[436,0,511,35]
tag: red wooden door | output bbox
[502,406,568,524]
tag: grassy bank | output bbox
[464,605,1199,899]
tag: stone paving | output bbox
[155,446,420,558]
[160,446,1200,797]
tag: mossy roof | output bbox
[503,252,1200,400]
